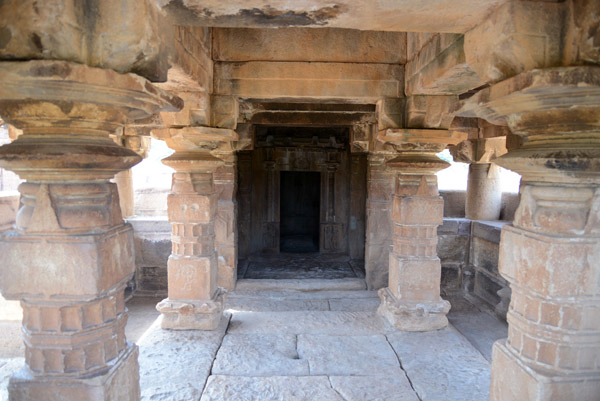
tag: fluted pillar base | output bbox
[8,345,139,401]
[157,294,223,330]
[378,287,450,331]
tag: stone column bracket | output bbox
[378,287,451,332]
[156,293,223,331]
[457,67,600,183]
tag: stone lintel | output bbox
[450,136,507,164]
[214,61,404,101]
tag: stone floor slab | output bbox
[138,315,230,401]
[0,358,23,401]
[297,334,401,375]
[227,290,378,300]
[448,311,508,362]
[329,375,420,401]
[200,375,345,401]
[387,326,490,401]
[212,334,309,376]
[225,297,330,312]
[228,311,394,335]
[328,297,381,312]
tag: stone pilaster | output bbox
[0,60,181,401]
[155,127,237,330]
[214,152,238,290]
[459,66,600,401]
[377,129,465,331]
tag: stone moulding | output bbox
[378,287,451,332]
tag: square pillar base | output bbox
[156,294,223,330]
[8,344,140,401]
[377,287,450,331]
[490,340,600,401]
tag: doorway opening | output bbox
[279,171,320,253]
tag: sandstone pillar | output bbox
[458,67,600,401]
[114,169,135,218]
[155,127,237,330]
[466,163,502,221]
[0,60,181,401]
[451,135,508,221]
[214,152,238,290]
[377,129,465,331]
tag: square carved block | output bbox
[0,224,135,298]
[167,254,217,300]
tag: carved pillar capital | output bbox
[0,60,181,401]
[458,66,600,400]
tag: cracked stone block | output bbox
[138,317,229,401]
[212,334,309,376]
[297,334,401,376]
[329,375,420,401]
[200,375,345,401]
[387,326,490,401]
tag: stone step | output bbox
[234,278,366,292]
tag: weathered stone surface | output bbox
[214,61,404,100]
[200,375,344,401]
[448,311,508,362]
[387,326,491,401]
[0,358,22,401]
[329,375,420,401]
[160,0,509,33]
[464,1,566,84]
[0,0,170,81]
[213,334,309,376]
[228,311,394,335]
[138,317,229,401]
[328,297,381,312]
[225,297,330,312]
[214,28,407,64]
[297,334,401,375]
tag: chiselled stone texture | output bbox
[458,66,600,401]
[0,60,181,401]
[156,127,238,330]
[0,1,170,81]
[376,129,465,331]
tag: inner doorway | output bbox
[279,171,320,253]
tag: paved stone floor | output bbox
[240,253,366,279]
[0,286,506,401]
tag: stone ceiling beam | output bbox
[213,28,407,64]
[157,0,509,33]
[214,61,404,101]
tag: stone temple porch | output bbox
[1,282,507,401]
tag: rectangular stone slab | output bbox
[329,375,420,401]
[137,317,229,401]
[297,334,401,376]
[200,375,345,401]
[228,311,394,335]
[386,326,491,401]
[212,333,309,376]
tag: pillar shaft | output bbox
[214,153,238,290]
[465,163,502,221]
[0,60,181,401]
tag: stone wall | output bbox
[127,218,171,298]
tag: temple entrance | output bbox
[279,171,321,253]
[236,126,367,280]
